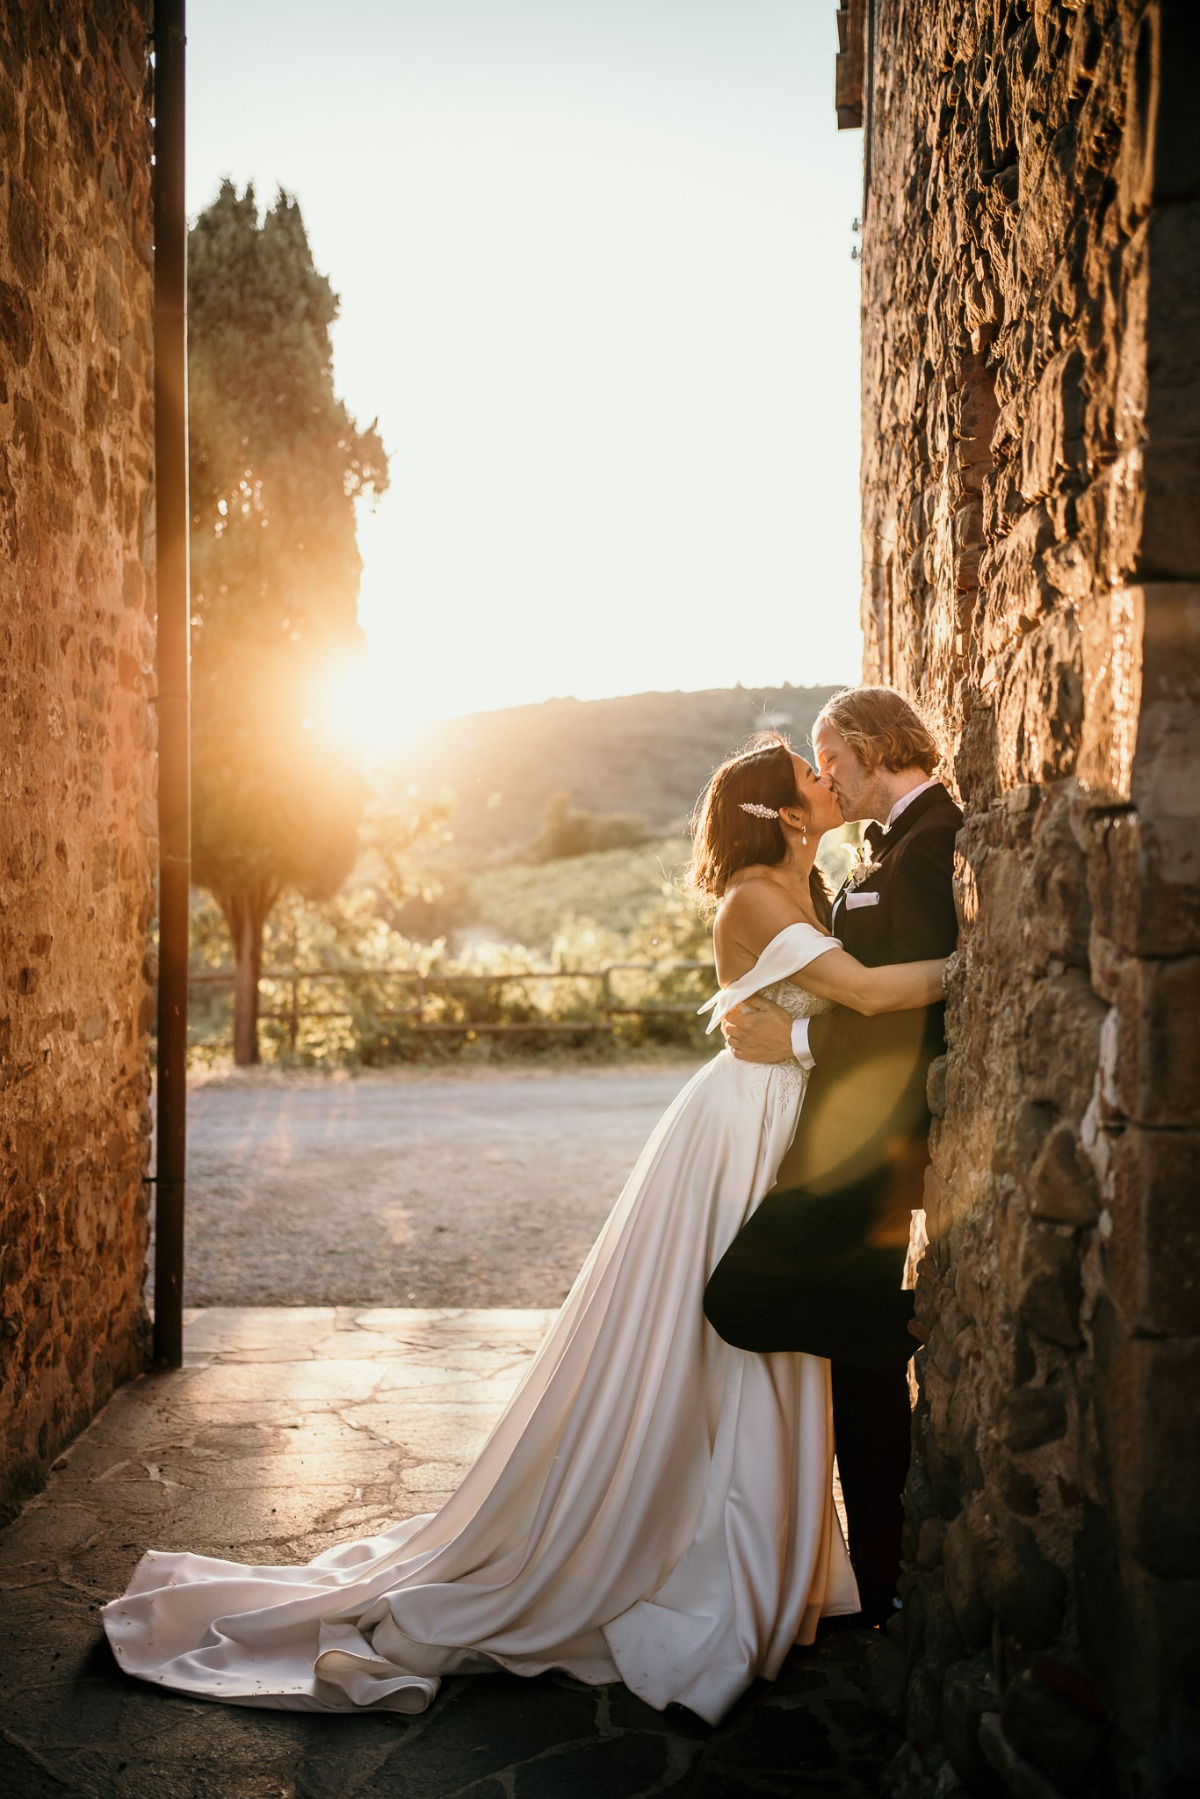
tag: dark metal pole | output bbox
[153,0,190,1368]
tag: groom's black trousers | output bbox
[703,1178,915,1616]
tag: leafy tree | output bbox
[525,789,652,863]
[187,182,388,1062]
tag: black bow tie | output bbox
[864,822,887,854]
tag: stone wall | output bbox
[0,0,156,1518]
[854,1,1199,1793]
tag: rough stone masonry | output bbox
[0,1,156,1517]
[846,0,1199,1793]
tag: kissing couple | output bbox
[104,685,961,1727]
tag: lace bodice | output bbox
[758,978,834,1022]
[698,921,841,1037]
[696,922,841,1104]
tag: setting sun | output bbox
[319,658,434,760]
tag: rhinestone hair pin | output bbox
[738,802,780,820]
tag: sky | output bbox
[185,0,865,738]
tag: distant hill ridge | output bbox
[377,683,844,853]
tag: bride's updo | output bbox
[689,733,831,925]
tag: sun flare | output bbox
[319,659,435,761]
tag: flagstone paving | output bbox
[0,1308,901,1798]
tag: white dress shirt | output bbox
[881,775,940,829]
[790,1018,818,1068]
[788,777,941,1066]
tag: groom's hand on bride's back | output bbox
[722,996,794,1063]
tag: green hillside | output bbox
[469,837,693,953]
[374,682,842,856]
[464,828,862,958]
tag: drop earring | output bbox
[801,826,808,846]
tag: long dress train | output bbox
[103,923,858,1725]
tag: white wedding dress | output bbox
[103,923,858,1726]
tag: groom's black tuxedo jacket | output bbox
[769,782,961,1225]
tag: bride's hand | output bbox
[721,995,794,1063]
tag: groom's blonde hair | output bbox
[815,687,941,775]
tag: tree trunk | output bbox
[220,886,276,1066]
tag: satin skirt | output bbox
[103,1049,857,1725]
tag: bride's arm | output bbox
[786,946,946,1015]
[715,879,945,1015]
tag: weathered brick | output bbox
[1105,1125,1200,1336]
[942,1655,1001,1791]
[1089,809,1200,960]
[1078,584,1143,804]
[999,1665,1106,1797]
[1009,1218,1084,1349]
[856,0,1198,1783]
[1112,953,1200,1126]
[1027,1122,1100,1226]
[997,1384,1068,1454]
[0,0,154,1521]
[1021,969,1106,1113]
[1094,1310,1200,1578]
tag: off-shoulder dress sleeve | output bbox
[696,922,841,1035]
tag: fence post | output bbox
[288,974,299,1054]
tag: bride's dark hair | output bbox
[688,732,832,925]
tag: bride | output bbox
[103,734,945,1726]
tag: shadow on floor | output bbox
[0,1309,901,1798]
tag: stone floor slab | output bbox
[0,1308,900,1798]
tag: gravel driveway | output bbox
[159,1059,710,1308]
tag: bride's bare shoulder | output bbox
[715,873,808,960]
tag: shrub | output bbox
[524,790,653,863]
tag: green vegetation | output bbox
[522,790,653,864]
[186,797,864,1069]
[185,682,865,1068]
[188,181,388,1063]
[187,845,714,1067]
[469,836,691,952]
[373,682,843,857]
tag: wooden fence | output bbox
[189,962,711,1052]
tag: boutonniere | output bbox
[844,842,881,891]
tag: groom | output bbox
[703,685,960,1625]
